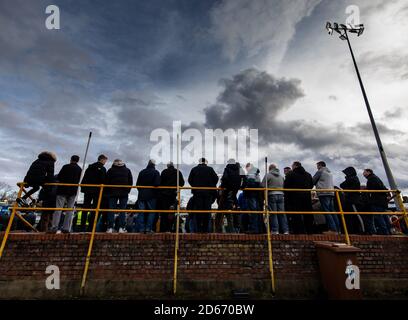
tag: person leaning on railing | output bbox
[49,155,82,234]
[363,169,392,235]
[80,154,108,232]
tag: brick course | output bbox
[0,233,407,299]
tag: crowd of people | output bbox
[13,151,407,236]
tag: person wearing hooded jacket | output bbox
[17,151,57,207]
[135,159,161,233]
[363,169,391,235]
[106,159,133,233]
[242,163,263,234]
[262,164,289,234]
[312,161,340,233]
[216,159,243,233]
[188,158,219,233]
[284,161,314,234]
[340,167,365,234]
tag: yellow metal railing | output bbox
[0,181,406,296]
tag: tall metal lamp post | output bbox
[325,22,399,196]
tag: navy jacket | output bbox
[136,164,161,201]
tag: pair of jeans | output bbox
[319,195,340,232]
[268,194,288,233]
[191,195,212,233]
[364,205,390,235]
[51,194,76,232]
[135,199,157,232]
[81,193,99,231]
[108,196,128,229]
[247,197,262,233]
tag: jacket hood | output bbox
[226,163,239,171]
[293,166,306,174]
[38,151,57,162]
[112,159,125,167]
[269,168,280,176]
[320,167,331,174]
[146,163,156,169]
[342,166,357,177]
[247,166,259,175]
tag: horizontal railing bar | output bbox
[9,207,404,215]
[16,182,399,193]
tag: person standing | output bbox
[135,160,161,233]
[50,155,82,233]
[340,167,364,234]
[158,162,184,232]
[243,163,262,234]
[106,159,133,233]
[284,161,314,234]
[188,158,219,233]
[216,159,243,233]
[312,161,340,233]
[17,151,57,207]
[262,164,288,235]
[363,169,391,235]
[80,154,108,232]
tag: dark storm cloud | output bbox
[202,68,394,152]
[383,107,404,119]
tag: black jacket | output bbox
[221,163,243,191]
[136,164,161,201]
[160,167,185,198]
[188,164,219,197]
[340,167,362,206]
[56,163,82,196]
[106,164,133,197]
[365,173,389,208]
[283,166,313,211]
[81,161,107,194]
[24,152,56,186]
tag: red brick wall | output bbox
[0,233,407,299]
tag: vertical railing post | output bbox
[80,184,104,295]
[173,134,181,295]
[264,157,275,295]
[335,190,351,246]
[0,183,24,259]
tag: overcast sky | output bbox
[0,0,407,197]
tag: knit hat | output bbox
[227,158,236,165]
[113,159,125,167]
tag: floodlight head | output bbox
[326,22,333,35]
[333,23,342,35]
[357,24,364,36]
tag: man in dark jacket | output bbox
[50,155,82,233]
[363,169,391,235]
[242,163,263,234]
[17,151,57,207]
[340,167,364,234]
[158,162,185,232]
[188,158,219,233]
[135,160,161,233]
[80,154,108,232]
[106,159,133,233]
[216,159,243,233]
[284,161,314,234]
